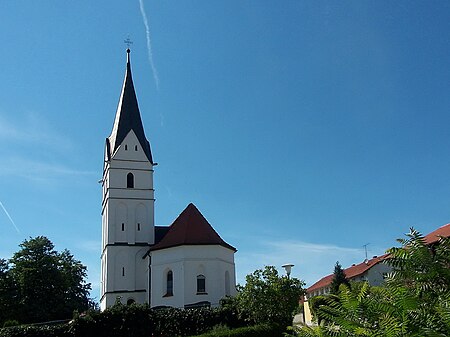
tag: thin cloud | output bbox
[0,112,72,151]
[139,0,160,90]
[235,238,384,287]
[0,200,21,234]
[76,240,101,253]
[0,156,96,182]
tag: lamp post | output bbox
[282,263,294,278]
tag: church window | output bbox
[122,267,125,276]
[137,223,141,231]
[121,223,125,231]
[127,173,134,188]
[165,270,173,297]
[135,145,138,151]
[225,271,230,296]
[127,298,135,305]
[197,274,206,294]
[125,145,128,151]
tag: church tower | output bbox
[100,49,155,310]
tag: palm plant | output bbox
[291,228,450,337]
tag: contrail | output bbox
[0,200,21,234]
[139,0,160,90]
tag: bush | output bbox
[0,324,70,337]
[189,324,283,337]
[0,302,249,337]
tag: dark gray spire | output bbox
[107,49,153,163]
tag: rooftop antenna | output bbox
[124,36,133,49]
[362,243,370,261]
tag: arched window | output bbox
[125,145,128,151]
[135,145,138,151]
[197,274,206,294]
[127,298,135,305]
[165,270,173,296]
[127,173,134,188]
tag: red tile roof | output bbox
[150,203,236,252]
[424,223,450,245]
[307,254,389,293]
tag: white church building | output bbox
[100,49,237,310]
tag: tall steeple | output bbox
[107,49,153,163]
[101,48,155,310]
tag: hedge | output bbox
[189,324,284,337]
[0,303,247,337]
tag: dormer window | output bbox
[127,173,134,188]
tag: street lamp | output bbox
[282,263,294,278]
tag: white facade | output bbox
[100,49,236,311]
[150,245,236,308]
[100,130,155,310]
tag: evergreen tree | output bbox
[330,261,349,294]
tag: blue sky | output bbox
[1,1,450,301]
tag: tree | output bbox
[235,265,305,327]
[0,258,19,325]
[2,236,93,324]
[293,228,450,336]
[329,261,349,295]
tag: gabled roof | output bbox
[424,223,450,245]
[107,49,153,163]
[150,203,236,252]
[307,254,389,293]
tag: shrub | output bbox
[189,323,283,337]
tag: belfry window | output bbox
[137,223,141,231]
[197,274,206,294]
[121,223,125,231]
[165,270,173,297]
[127,173,134,188]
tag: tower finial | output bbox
[124,36,133,49]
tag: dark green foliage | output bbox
[0,324,71,337]
[0,297,250,337]
[235,266,305,328]
[294,228,450,337]
[329,262,349,295]
[190,323,284,337]
[0,237,93,325]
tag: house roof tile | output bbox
[307,254,389,293]
[150,203,236,252]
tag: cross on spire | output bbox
[124,37,133,49]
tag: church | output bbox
[100,49,237,310]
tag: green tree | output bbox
[329,261,349,295]
[0,258,19,325]
[4,236,92,324]
[235,265,305,327]
[292,228,450,337]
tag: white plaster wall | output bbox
[150,245,236,308]
[366,262,392,286]
[100,130,154,310]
